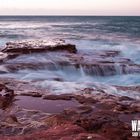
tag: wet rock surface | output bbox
[0,52,8,62]
[0,40,140,139]
[116,85,140,93]
[1,40,77,54]
[0,83,14,109]
[0,40,140,76]
[0,78,139,139]
[64,52,140,76]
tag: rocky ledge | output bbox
[0,40,140,76]
[0,40,140,139]
[0,78,140,140]
[1,39,77,54]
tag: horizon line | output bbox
[0,15,140,16]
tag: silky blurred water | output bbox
[0,16,140,89]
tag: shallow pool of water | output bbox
[15,96,80,113]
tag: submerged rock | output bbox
[65,52,140,76]
[116,85,140,93]
[2,40,77,54]
[1,50,140,77]
[43,94,74,100]
[0,39,139,77]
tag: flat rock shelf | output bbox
[0,39,140,140]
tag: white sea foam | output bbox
[0,16,140,99]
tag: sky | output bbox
[0,0,140,15]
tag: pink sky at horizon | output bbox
[0,0,140,15]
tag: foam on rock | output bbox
[0,52,8,62]
[2,39,77,54]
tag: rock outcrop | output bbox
[1,40,77,54]
[0,40,140,76]
[0,83,14,109]
[0,78,140,139]
[0,39,140,139]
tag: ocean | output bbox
[0,16,140,95]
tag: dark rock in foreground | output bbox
[2,40,77,54]
[0,123,107,140]
[0,78,140,140]
[0,83,14,109]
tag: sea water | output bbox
[0,16,140,96]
